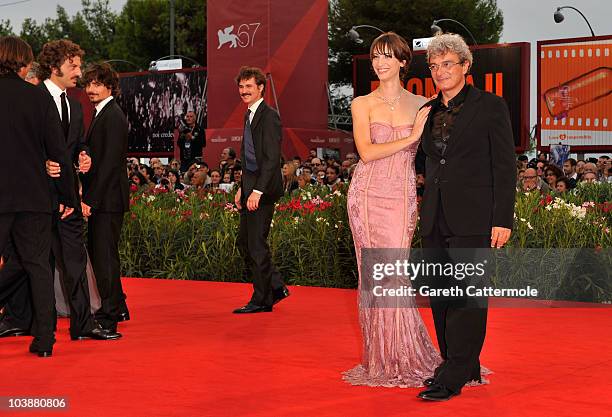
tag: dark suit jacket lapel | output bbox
[422,96,441,157]
[67,96,80,147]
[40,83,64,138]
[41,82,76,144]
[445,87,482,153]
[87,99,114,141]
[250,101,267,132]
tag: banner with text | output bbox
[117,68,207,156]
[537,36,611,152]
[204,127,354,164]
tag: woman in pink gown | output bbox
[343,32,440,387]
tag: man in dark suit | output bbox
[415,34,516,401]
[178,110,205,172]
[0,36,76,356]
[232,66,289,314]
[0,40,120,341]
[81,62,130,333]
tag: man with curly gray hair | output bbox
[416,33,516,401]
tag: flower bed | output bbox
[120,182,611,289]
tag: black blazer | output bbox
[0,73,75,213]
[81,99,129,213]
[417,86,516,236]
[41,83,88,204]
[240,100,284,205]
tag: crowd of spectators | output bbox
[516,153,610,194]
[127,147,363,196]
[127,148,610,198]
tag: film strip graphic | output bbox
[539,42,611,134]
[540,46,610,59]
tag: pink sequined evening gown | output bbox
[344,121,441,387]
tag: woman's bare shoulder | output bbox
[351,93,376,112]
[353,92,377,104]
[403,90,429,107]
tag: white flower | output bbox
[527,222,533,230]
[520,217,526,222]
[569,206,587,219]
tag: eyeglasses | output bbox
[428,61,463,72]
[523,175,537,180]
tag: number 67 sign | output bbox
[217,23,261,49]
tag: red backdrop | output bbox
[206,0,353,164]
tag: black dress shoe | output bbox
[0,321,29,338]
[98,322,119,333]
[29,342,53,357]
[423,377,436,387]
[71,325,122,341]
[272,286,290,305]
[233,303,273,314]
[417,384,460,401]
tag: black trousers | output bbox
[0,212,55,350]
[422,196,489,393]
[0,239,32,329]
[238,203,283,307]
[88,211,126,329]
[1,211,96,337]
[50,210,96,336]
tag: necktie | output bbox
[243,109,258,172]
[60,92,69,139]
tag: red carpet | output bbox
[2,278,611,417]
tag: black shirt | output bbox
[178,124,205,163]
[430,83,470,156]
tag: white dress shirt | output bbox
[248,97,263,123]
[246,98,264,195]
[94,95,114,116]
[44,79,70,122]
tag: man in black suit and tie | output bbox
[0,36,76,356]
[0,40,120,341]
[232,66,289,314]
[415,34,516,401]
[81,63,130,333]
